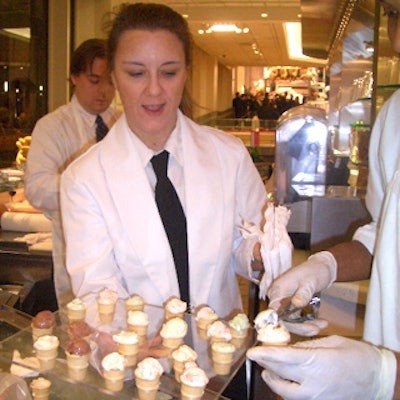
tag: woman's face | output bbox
[111,29,187,146]
[381,0,400,52]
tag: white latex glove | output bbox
[266,251,336,336]
[247,335,396,400]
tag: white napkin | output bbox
[240,202,293,299]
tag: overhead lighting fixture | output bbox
[198,24,249,34]
[261,12,268,18]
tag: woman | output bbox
[60,3,266,320]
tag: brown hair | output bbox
[106,3,193,118]
[70,38,107,76]
[107,3,192,69]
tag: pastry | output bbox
[112,330,139,367]
[211,341,236,375]
[97,288,118,324]
[66,298,87,322]
[195,306,218,331]
[31,310,56,342]
[127,310,149,345]
[160,317,188,349]
[101,351,126,392]
[206,320,232,344]
[65,338,91,380]
[30,377,51,400]
[33,334,59,370]
[67,320,93,340]
[171,344,198,382]
[164,297,187,320]
[125,294,145,312]
[134,357,164,400]
[180,364,209,400]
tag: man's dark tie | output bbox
[95,114,109,142]
[151,150,189,303]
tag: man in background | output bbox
[25,38,118,308]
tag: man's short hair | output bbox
[70,38,107,76]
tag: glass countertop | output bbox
[0,304,255,399]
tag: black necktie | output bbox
[96,115,109,142]
[151,150,189,304]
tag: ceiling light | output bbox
[198,24,249,35]
[209,24,240,33]
[261,12,268,18]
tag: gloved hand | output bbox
[247,335,396,400]
[267,251,336,336]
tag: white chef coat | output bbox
[60,110,267,321]
[350,89,400,350]
[24,95,119,307]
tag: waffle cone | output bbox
[118,342,139,356]
[211,350,234,365]
[135,377,159,400]
[231,337,246,349]
[165,310,184,320]
[180,382,206,400]
[31,324,54,342]
[162,336,183,349]
[97,302,116,323]
[68,366,88,381]
[173,360,184,382]
[30,389,50,400]
[127,323,148,337]
[67,308,86,322]
[103,369,125,392]
[125,303,144,312]
[196,327,208,340]
[66,352,89,369]
[196,318,213,331]
[229,327,248,339]
[213,361,231,375]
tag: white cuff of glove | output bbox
[375,348,396,400]
[308,250,337,288]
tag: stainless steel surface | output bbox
[278,294,321,323]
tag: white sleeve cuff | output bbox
[375,348,396,400]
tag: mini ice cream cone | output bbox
[30,377,51,400]
[34,336,59,371]
[135,376,159,400]
[103,369,125,392]
[97,302,116,324]
[102,352,126,392]
[180,365,209,400]
[211,342,235,376]
[31,324,53,342]
[66,352,89,381]
[173,361,184,382]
